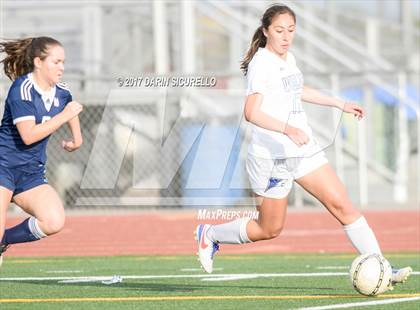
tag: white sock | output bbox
[207,218,252,244]
[343,216,381,254]
[28,217,47,239]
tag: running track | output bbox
[4,210,419,256]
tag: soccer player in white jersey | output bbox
[0,37,83,265]
[195,4,411,286]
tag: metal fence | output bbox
[0,0,418,210]
[37,71,419,209]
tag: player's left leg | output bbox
[296,163,361,224]
[296,162,411,284]
[2,184,65,246]
[296,162,379,252]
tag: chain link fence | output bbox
[0,1,418,209]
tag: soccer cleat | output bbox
[195,224,219,274]
[0,243,9,267]
[391,267,412,285]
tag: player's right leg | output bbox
[0,186,13,267]
[247,196,288,241]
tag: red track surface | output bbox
[4,210,420,257]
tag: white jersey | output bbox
[246,48,315,159]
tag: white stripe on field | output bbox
[0,272,347,282]
[0,272,418,283]
[59,278,105,284]
[297,297,420,310]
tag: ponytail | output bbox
[0,38,34,81]
[240,26,266,75]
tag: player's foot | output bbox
[195,224,219,273]
[0,243,9,267]
[392,266,412,285]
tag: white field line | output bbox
[296,296,420,310]
[0,272,418,284]
[0,272,348,282]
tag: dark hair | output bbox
[0,36,62,81]
[240,4,296,75]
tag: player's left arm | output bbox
[302,86,364,120]
[62,115,83,152]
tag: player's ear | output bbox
[33,57,42,70]
[262,27,268,38]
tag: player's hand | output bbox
[63,101,83,120]
[283,125,309,147]
[343,101,364,120]
[62,140,81,152]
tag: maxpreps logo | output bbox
[197,209,258,220]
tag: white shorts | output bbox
[246,151,328,199]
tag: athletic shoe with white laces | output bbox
[0,243,9,267]
[392,266,412,285]
[195,224,219,273]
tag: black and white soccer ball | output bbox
[349,253,393,296]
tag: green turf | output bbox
[0,253,419,309]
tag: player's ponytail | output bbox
[0,36,62,81]
[240,26,266,75]
[240,4,296,75]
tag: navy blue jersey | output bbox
[0,73,72,172]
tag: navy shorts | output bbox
[0,166,48,196]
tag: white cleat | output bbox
[195,224,219,274]
[392,266,412,285]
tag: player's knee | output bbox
[326,198,360,221]
[262,225,283,240]
[42,214,65,235]
[326,195,351,214]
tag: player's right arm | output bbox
[244,93,308,147]
[16,101,83,145]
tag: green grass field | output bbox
[0,253,419,309]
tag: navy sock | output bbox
[1,218,41,245]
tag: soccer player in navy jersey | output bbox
[0,37,83,265]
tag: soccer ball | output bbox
[349,253,393,296]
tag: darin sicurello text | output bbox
[197,209,259,220]
[117,76,217,88]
